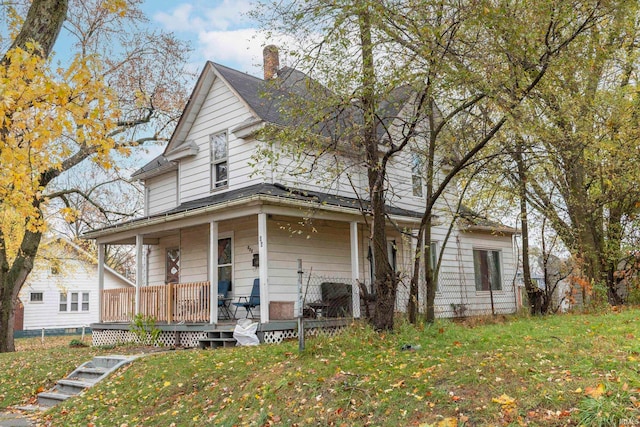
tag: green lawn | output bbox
[3,309,640,426]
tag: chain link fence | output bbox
[302,271,519,321]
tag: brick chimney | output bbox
[263,45,279,80]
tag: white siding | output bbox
[266,219,352,303]
[177,77,262,203]
[385,148,428,213]
[179,225,209,283]
[19,259,129,330]
[146,171,178,215]
[432,228,517,317]
[270,145,366,199]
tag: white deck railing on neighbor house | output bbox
[101,281,211,323]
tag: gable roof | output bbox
[136,58,419,178]
[39,238,135,287]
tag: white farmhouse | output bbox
[84,47,519,347]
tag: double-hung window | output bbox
[218,237,233,290]
[473,249,502,291]
[59,292,90,312]
[210,132,228,190]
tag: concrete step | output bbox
[54,379,93,395]
[37,391,71,408]
[85,356,132,369]
[69,367,108,382]
[198,337,237,349]
[37,355,138,408]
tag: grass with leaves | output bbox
[3,309,640,426]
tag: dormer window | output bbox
[210,132,228,190]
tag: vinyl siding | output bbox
[177,77,262,203]
[147,234,180,285]
[433,229,517,317]
[19,260,129,330]
[146,171,178,215]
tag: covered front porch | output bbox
[85,187,421,347]
[89,210,390,324]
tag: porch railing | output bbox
[102,288,136,322]
[101,281,211,323]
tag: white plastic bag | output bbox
[233,318,260,346]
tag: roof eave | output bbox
[460,224,518,235]
[165,139,199,161]
[131,161,178,181]
[163,62,217,156]
[83,193,422,240]
[231,118,265,139]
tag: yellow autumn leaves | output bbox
[0,44,119,234]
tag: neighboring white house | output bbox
[83,45,518,345]
[18,239,134,331]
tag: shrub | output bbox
[129,314,162,346]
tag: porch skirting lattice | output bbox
[92,329,209,348]
[92,323,347,348]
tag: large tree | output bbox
[501,3,640,306]
[0,0,189,352]
[256,0,617,327]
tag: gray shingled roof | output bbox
[164,182,422,218]
[134,60,416,177]
[86,183,422,235]
[131,154,171,179]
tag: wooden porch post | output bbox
[97,242,105,323]
[258,213,269,323]
[135,234,143,316]
[350,221,361,318]
[209,220,219,324]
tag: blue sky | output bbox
[139,0,266,76]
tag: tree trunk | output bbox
[407,228,422,324]
[514,141,541,314]
[3,0,67,62]
[0,231,43,352]
[424,97,437,322]
[605,207,624,305]
[0,0,68,353]
[357,6,396,331]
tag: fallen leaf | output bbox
[584,383,605,399]
[492,394,516,407]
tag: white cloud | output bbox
[198,28,265,76]
[153,1,253,33]
[152,1,269,73]
[203,0,254,31]
[153,4,198,33]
